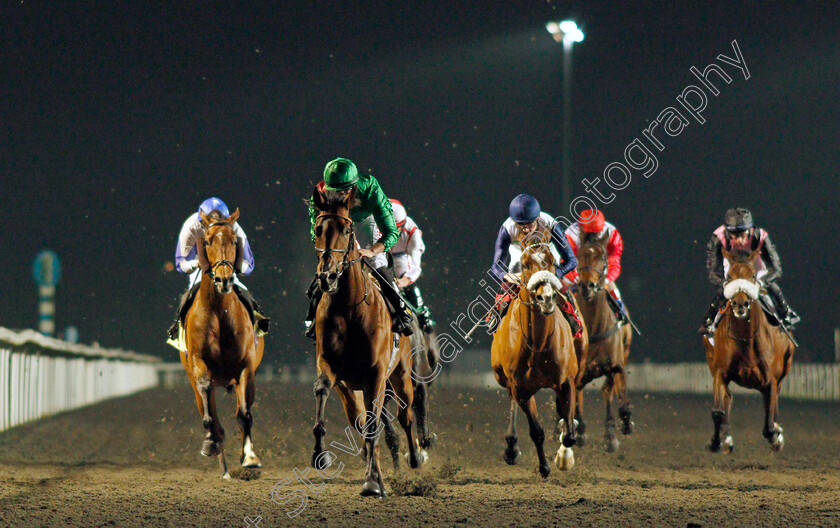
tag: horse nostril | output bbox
[328,272,337,281]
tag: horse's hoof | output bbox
[605,436,619,453]
[312,450,336,470]
[222,472,231,480]
[503,447,521,465]
[555,446,575,471]
[771,434,784,453]
[360,480,383,497]
[419,433,437,449]
[202,440,221,457]
[621,420,635,436]
[576,433,588,447]
[406,449,428,469]
[538,462,551,479]
[242,456,262,468]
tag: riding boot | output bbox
[698,289,726,336]
[560,292,583,338]
[766,282,800,326]
[234,285,270,334]
[404,285,435,331]
[304,277,321,339]
[168,283,201,340]
[373,266,414,336]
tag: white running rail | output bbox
[0,327,161,433]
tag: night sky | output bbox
[1,1,838,364]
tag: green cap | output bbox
[323,157,359,191]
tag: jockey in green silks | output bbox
[305,157,414,338]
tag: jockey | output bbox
[490,193,582,336]
[305,157,414,338]
[167,197,269,341]
[699,207,800,336]
[564,209,630,324]
[388,199,435,331]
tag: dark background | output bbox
[1,1,837,364]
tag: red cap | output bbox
[580,209,605,233]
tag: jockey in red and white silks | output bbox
[564,209,629,322]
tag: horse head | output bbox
[722,247,762,319]
[312,185,358,294]
[577,230,609,302]
[521,231,562,315]
[199,208,240,295]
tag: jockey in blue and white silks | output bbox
[167,197,268,341]
[175,198,255,284]
[491,194,577,283]
[489,194,582,336]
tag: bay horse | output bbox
[383,318,439,469]
[574,230,634,452]
[310,186,427,497]
[180,208,264,478]
[491,231,578,477]
[703,247,795,453]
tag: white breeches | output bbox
[355,215,388,268]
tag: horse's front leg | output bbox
[569,370,593,446]
[360,380,388,498]
[602,375,619,452]
[312,373,334,469]
[763,379,784,452]
[196,373,228,478]
[708,372,733,454]
[503,389,521,465]
[517,391,549,478]
[613,365,634,435]
[554,379,577,471]
[235,368,261,468]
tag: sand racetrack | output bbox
[1,378,839,527]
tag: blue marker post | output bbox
[33,250,62,336]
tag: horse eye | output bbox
[315,226,323,237]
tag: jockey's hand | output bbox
[605,281,616,292]
[396,276,412,288]
[358,242,385,259]
[503,272,522,286]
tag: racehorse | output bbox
[180,208,265,478]
[574,230,634,452]
[383,317,439,469]
[491,230,578,477]
[703,247,795,453]
[310,186,427,497]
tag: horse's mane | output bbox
[727,248,753,262]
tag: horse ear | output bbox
[748,246,761,264]
[312,186,327,211]
[199,209,211,227]
[228,208,240,224]
[598,229,610,245]
[721,246,734,263]
[345,185,357,208]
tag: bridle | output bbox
[314,212,364,286]
[203,221,237,279]
[578,250,608,293]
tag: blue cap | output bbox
[509,194,541,224]
[199,197,230,218]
